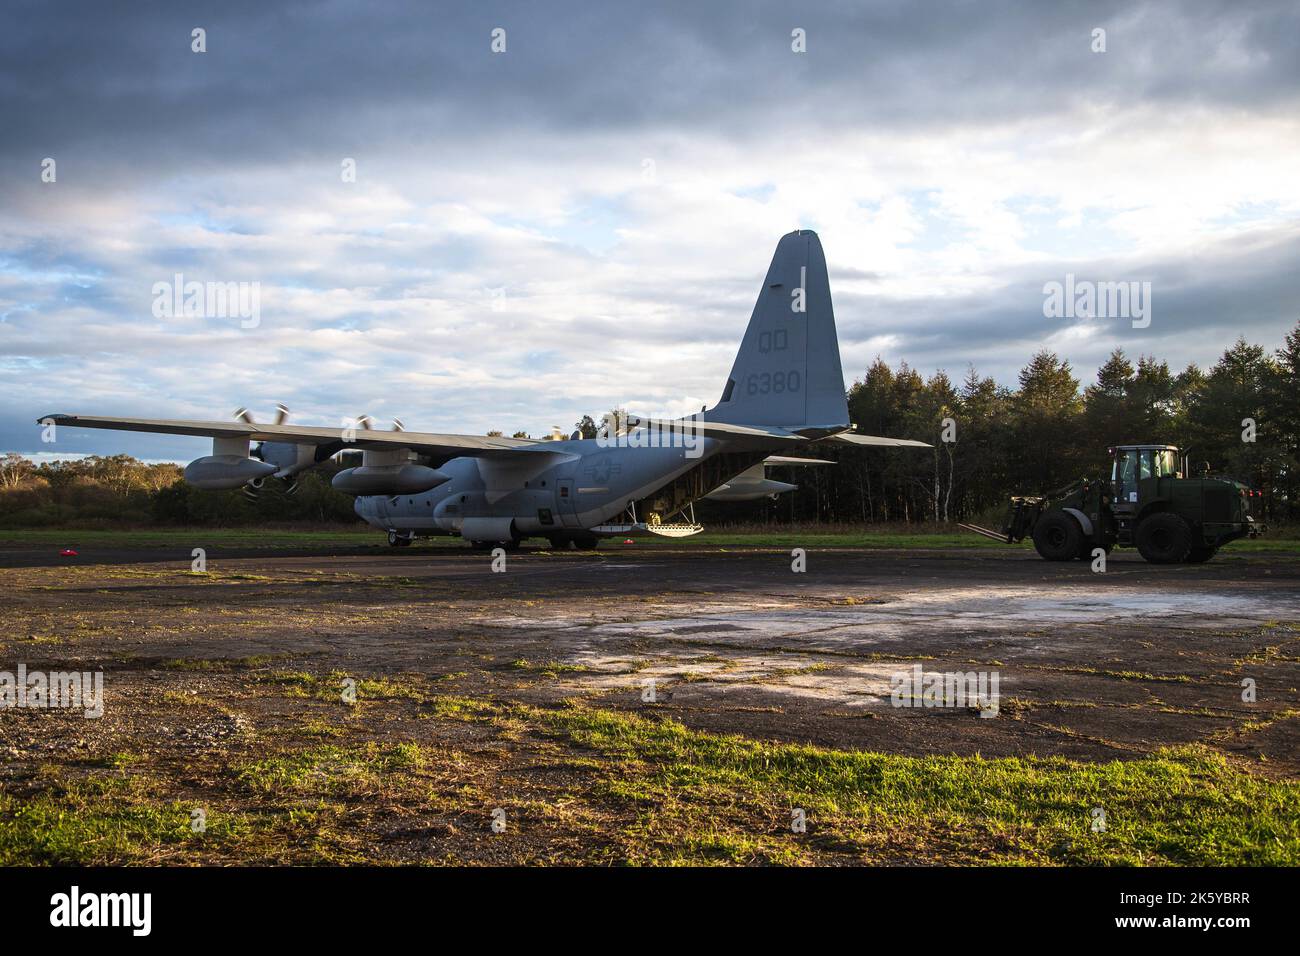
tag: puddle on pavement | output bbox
[478,583,1296,707]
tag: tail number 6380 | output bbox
[746,370,801,395]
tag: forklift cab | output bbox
[1110,445,1181,511]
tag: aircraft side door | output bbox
[556,479,579,527]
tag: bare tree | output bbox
[0,453,34,490]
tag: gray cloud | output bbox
[4,0,1299,176]
[837,221,1300,382]
[2,0,1299,459]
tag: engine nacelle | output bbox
[258,441,319,478]
[459,516,517,543]
[332,464,450,496]
[184,455,277,490]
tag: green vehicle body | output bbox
[1000,445,1263,564]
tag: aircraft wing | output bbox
[823,432,932,449]
[38,414,538,458]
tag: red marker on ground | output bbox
[60,549,78,557]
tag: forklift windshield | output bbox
[1113,447,1179,503]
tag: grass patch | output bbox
[162,654,282,672]
[236,743,426,797]
[4,524,1297,554]
[510,658,594,676]
[0,773,247,865]
[256,669,428,702]
[523,703,1300,865]
[0,527,381,549]
[4,693,1295,866]
[662,531,1031,550]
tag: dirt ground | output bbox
[2,540,1298,864]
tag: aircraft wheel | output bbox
[1032,512,1082,561]
[547,536,572,550]
[572,533,600,550]
[1135,512,1192,564]
[387,530,412,547]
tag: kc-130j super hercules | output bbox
[41,231,930,549]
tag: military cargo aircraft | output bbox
[41,230,930,549]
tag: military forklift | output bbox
[960,444,1263,564]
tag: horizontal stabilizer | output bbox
[824,432,932,449]
[623,414,804,443]
[762,456,835,466]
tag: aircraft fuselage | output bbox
[355,437,729,541]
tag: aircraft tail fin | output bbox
[706,230,848,429]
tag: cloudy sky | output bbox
[2,0,1298,461]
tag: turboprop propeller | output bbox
[246,409,410,498]
[239,404,295,499]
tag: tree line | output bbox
[0,454,358,527]
[3,320,1296,528]
[719,321,1298,528]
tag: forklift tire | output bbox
[1032,512,1083,561]
[1076,539,1111,561]
[1135,512,1193,564]
[1185,546,1218,563]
